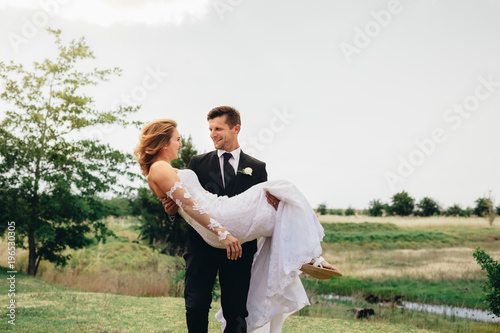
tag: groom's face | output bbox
[208,115,240,152]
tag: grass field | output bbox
[1,215,499,332]
[0,266,433,333]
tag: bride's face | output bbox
[209,115,240,152]
[165,129,182,161]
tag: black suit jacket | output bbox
[187,150,267,250]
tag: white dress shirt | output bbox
[217,147,241,188]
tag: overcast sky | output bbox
[1,0,499,210]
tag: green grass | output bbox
[321,222,401,232]
[0,266,433,333]
[302,276,486,310]
[3,218,498,332]
[321,222,500,249]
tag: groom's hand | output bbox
[266,191,280,211]
[161,197,179,215]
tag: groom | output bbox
[164,106,280,332]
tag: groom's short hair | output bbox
[207,106,241,129]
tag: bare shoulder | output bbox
[149,161,175,180]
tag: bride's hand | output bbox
[220,234,242,260]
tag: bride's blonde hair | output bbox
[134,119,177,176]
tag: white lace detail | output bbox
[192,202,207,214]
[208,218,223,231]
[175,199,183,208]
[184,192,191,199]
[166,181,183,199]
[218,230,230,240]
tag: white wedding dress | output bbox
[169,169,325,332]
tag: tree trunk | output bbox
[28,227,37,276]
[34,254,42,277]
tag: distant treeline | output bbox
[317,191,500,221]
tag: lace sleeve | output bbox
[166,181,230,241]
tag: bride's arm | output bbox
[149,161,242,260]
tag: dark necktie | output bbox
[223,152,235,191]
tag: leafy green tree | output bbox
[445,204,463,217]
[474,197,489,217]
[390,191,414,216]
[383,203,394,216]
[0,29,138,276]
[474,194,496,226]
[367,199,384,217]
[171,135,198,169]
[132,187,188,254]
[461,207,473,217]
[100,196,134,217]
[496,205,500,216]
[317,202,327,215]
[473,248,500,316]
[415,197,440,217]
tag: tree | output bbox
[445,204,463,217]
[383,203,394,216]
[100,196,134,217]
[0,29,139,276]
[474,197,489,217]
[485,192,496,227]
[390,191,415,216]
[170,135,198,169]
[415,197,440,217]
[367,199,384,217]
[317,202,327,215]
[132,187,189,254]
[473,248,500,317]
[474,193,496,226]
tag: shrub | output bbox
[367,199,384,217]
[461,207,473,217]
[415,197,440,217]
[390,191,415,216]
[317,203,327,215]
[473,248,500,316]
[344,207,355,216]
[383,203,394,216]
[329,209,343,216]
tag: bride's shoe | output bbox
[300,256,342,279]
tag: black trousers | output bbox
[184,229,257,333]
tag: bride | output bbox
[135,119,341,332]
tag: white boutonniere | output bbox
[238,167,253,176]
